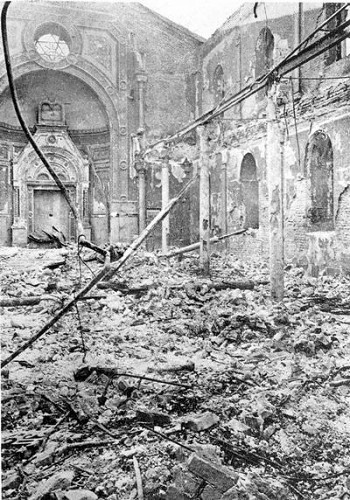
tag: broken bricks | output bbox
[167,453,239,499]
[188,454,238,493]
[136,409,172,426]
[182,411,220,432]
[29,470,75,500]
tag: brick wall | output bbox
[194,107,350,274]
[196,2,350,275]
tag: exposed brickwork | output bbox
[197,3,350,276]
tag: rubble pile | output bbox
[1,246,350,500]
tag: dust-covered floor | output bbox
[1,245,350,500]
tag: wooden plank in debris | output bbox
[161,229,247,258]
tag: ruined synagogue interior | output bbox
[1,2,350,499]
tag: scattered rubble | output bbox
[1,246,350,499]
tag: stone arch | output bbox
[240,152,259,229]
[22,148,82,184]
[0,59,122,197]
[304,130,334,231]
[0,60,120,129]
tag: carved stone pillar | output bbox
[134,154,147,234]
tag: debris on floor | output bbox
[1,246,350,499]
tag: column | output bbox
[197,125,211,275]
[266,83,285,301]
[134,154,147,234]
[161,155,170,253]
[221,149,228,246]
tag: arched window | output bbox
[305,131,334,231]
[255,27,274,75]
[240,153,259,229]
[37,173,50,181]
[255,28,274,99]
[213,65,225,104]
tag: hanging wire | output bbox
[74,302,87,363]
[77,234,96,282]
[142,4,350,156]
[290,76,302,168]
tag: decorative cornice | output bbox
[0,121,109,136]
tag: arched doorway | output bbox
[0,68,113,245]
[12,125,89,244]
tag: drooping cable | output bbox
[290,77,301,168]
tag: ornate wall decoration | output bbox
[91,146,110,161]
[0,144,9,160]
[1,7,133,243]
[87,34,112,72]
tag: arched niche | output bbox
[240,153,259,229]
[213,64,225,105]
[255,27,274,99]
[304,130,334,231]
[0,69,110,130]
[0,60,120,129]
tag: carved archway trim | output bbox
[22,148,82,184]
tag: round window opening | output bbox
[34,23,70,63]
